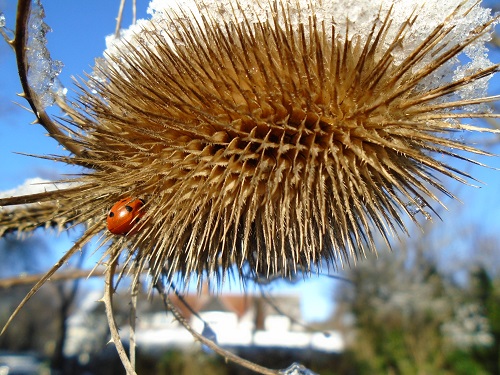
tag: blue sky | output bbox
[0,0,500,322]
[0,1,148,189]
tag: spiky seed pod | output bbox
[2,0,500,286]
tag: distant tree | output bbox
[464,267,500,374]
[338,250,452,373]
[334,222,500,375]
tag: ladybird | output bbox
[106,197,145,235]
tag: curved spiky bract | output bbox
[3,0,499,286]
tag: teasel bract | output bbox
[1,0,499,335]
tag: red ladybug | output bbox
[106,197,145,235]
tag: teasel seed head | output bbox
[4,0,500,286]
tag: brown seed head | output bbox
[9,0,500,286]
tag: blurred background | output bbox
[1,1,500,374]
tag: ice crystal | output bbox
[280,362,318,375]
[405,197,432,221]
[26,0,64,107]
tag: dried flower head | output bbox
[1,0,499,316]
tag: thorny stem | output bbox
[154,278,280,375]
[103,253,137,375]
[14,0,84,156]
[170,282,205,321]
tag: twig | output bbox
[0,267,123,289]
[170,281,205,321]
[115,0,126,38]
[258,286,328,335]
[154,278,279,375]
[129,261,140,370]
[103,252,137,375]
[132,0,137,25]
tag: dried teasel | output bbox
[1,0,500,372]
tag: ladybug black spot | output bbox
[109,212,115,218]
[125,205,133,212]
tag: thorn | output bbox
[31,119,40,125]
[17,92,26,98]
[12,101,32,113]
[96,297,105,303]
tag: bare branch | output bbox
[0,264,138,289]
[115,0,126,38]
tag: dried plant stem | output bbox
[258,287,323,334]
[129,262,140,370]
[155,278,279,375]
[13,0,83,157]
[132,0,136,25]
[115,0,126,38]
[103,252,137,375]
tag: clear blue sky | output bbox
[0,0,500,322]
